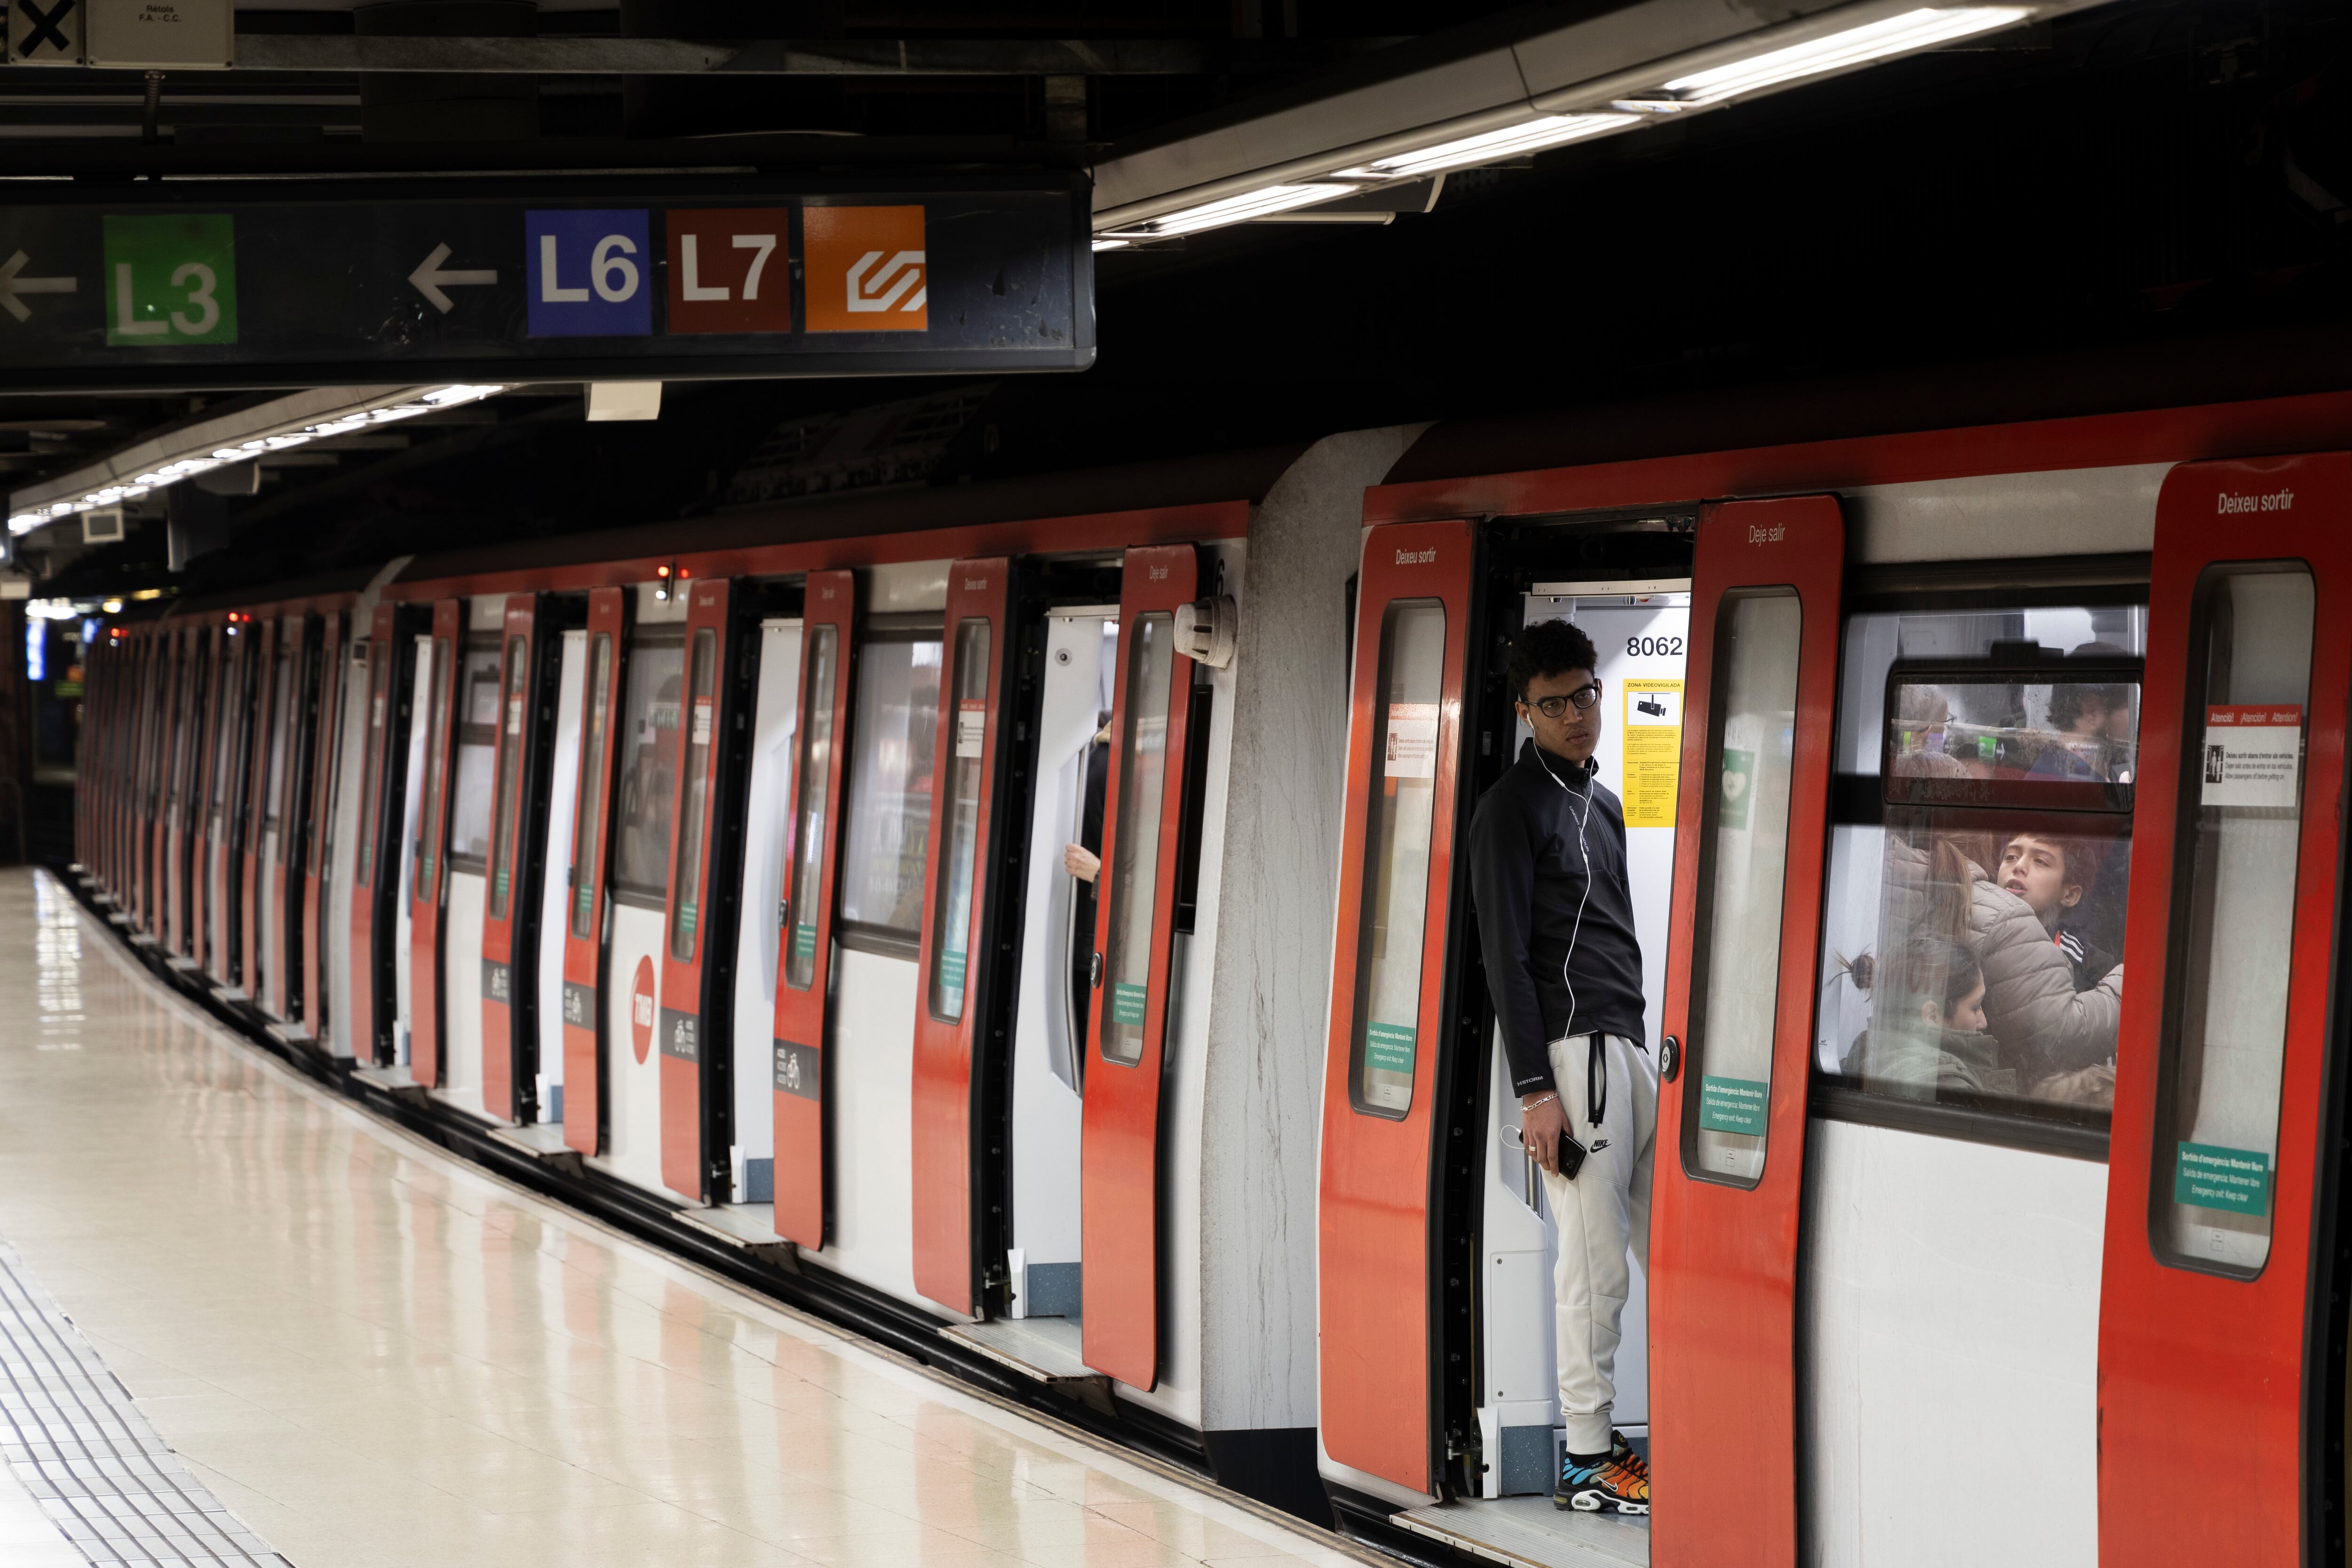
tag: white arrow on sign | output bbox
[408,243,496,314]
[0,249,76,323]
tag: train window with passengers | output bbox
[611,629,686,907]
[837,615,943,952]
[445,639,504,875]
[1815,588,2145,1142]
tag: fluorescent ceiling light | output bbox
[1091,238,1131,252]
[1651,7,2029,105]
[7,383,508,536]
[1333,113,1639,180]
[1144,184,1352,236]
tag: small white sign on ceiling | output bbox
[85,0,233,70]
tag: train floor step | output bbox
[673,1202,795,1267]
[1393,1495,1649,1568]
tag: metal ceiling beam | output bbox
[224,35,1393,76]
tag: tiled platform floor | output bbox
[0,870,1361,1568]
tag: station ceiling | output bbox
[3,0,2346,602]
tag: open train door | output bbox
[237,615,280,995]
[351,601,416,1065]
[657,577,759,1201]
[1646,495,1842,1568]
[403,599,463,1086]
[267,613,313,1023]
[773,571,854,1249]
[1316,519,1473,1492]
[561,588,629,1156]
[1080,543,1202,1387]
[298,611,345,1042]
[2099,454,2352,1568]
[480,593,553,1122]
[911,559,1020,1313]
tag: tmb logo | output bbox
[804,205,928,333]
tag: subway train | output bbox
[72,374,2352,1568]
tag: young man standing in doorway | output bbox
[1468,617,1656,1515]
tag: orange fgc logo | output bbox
[804,205,927,332]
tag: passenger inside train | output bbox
[1821,620,2141,1117]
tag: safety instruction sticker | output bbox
[1111,980,1149,1027]
[938,947,966,994]
[1364,1020,1415,1076]
[2201,705,2301,809]
[792,923,818,962]
[1698,1075,1768,1135]
[2175,1142,2271,1215]
[1620,680,1683,828]
[955,699,986,759]
[1385,703,1437,779]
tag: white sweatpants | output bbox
[1540,1031,1658,1454]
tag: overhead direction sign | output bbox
[0,175,1091,391]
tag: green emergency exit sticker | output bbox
[793,923,817,962]
[938,949,966,993]
[1365,1020,1415,1076]
[1699,1075,1768,1134]
[1111,981,1149,1027]
[1717,749,1755,831]
[2175,1142,2272,1215]
[104,214,238,346]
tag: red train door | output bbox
[2098,454,2352,1568]
[1648,495,1843,1568]
[1316,519,1474,1489]
[1080,543,1203,1387]
[480,594,545,1121]
[267,615,309,1021]
[773,570,853,1248]
[174,625,207,961]
[351,603,408,1063]
[658,577,751,1200]
[911,559,1017,1313]
[299,612,344,1040]
[133,632,159,932]
[407,599,463,1086]
[238,616,278,994]
[562,588,629,1156]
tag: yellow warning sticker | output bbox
[1620,680,1684,828]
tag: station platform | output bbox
[0,870,1359,1568]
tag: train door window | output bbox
[668,628,717,961]
[1346,599,1445,1114]
[929,619,989,1019]
[569,633,615,938]
[1099,612,1175,1069]
[1684,591,1804,1185]
[487,634,527,920]
[2153,565,2313,1276]
[356,639,390,889]
[837,622,942,946]
[447,640,503,873]
[413,636,453,904]
[612,630,685,907]
[781,625,838,989]
[1815,593,2146,1142]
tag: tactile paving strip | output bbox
[0,1237,287,1567]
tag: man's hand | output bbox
[1063,843,1100,883]
[1521,1091,1568,1176]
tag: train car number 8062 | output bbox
[1628,636,1684,657]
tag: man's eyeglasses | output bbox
[1526,683,1602,719]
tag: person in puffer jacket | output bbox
[1880,833,2124,1091]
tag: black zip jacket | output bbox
[1468,739,1647,1097]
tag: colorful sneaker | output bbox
[1611,1430,1650,1487]
[1555,1444,1650,1514]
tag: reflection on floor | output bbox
[1395,1494,1648,1568]
[0,870,1357,1568]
